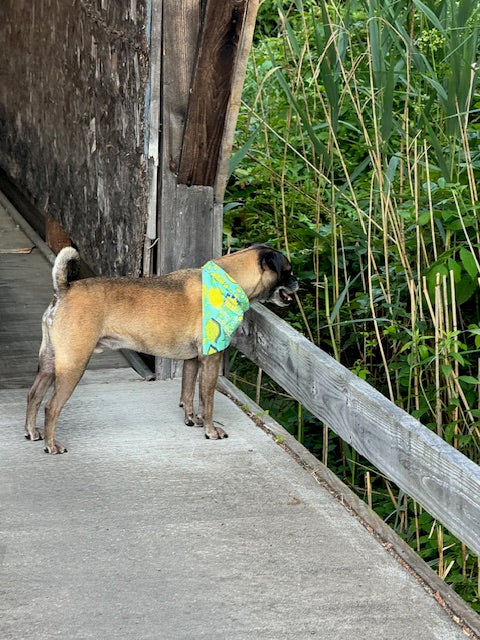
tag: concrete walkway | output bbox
[0,195,477,639]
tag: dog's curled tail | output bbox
[52,247,80,296]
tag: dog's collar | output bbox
[202,261,250,356]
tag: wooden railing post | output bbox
[149,0,259,379]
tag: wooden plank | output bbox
[232,303,480,555]
[155,0,204,379]
[160,0,201,184]
[155,1,257,376]
[177,0,248,187]
[143,0,163,276]
[155,183,220,379]
[157,0,202,278]
[214,0,259,202]
[159,183,219,273]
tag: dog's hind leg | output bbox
[24,336,55,442]
[180,357,200,427]
[42,319,101,454]
[42,361,89,454]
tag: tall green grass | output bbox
[226,0,480,610]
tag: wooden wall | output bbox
[0,0,149,276]
[0,0,259,288]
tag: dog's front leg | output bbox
[180,357,200,426]
[197,352,227,439]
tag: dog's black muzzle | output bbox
[271,275,299,307]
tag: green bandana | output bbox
[202,261,250,355]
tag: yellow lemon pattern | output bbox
[202,261,250,355]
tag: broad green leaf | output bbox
[447,258,462,283]
[460,247,479,279]
[441,364,453,379]
[458,375,479,385]
[228,127,259,179]
[455,275,477,305]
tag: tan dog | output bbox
[24,244,299,454]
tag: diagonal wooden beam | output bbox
[177,0,249,187]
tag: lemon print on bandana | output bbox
[202,261,250,355]
[205,317,221,343]
[208,286,223,309]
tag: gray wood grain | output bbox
[214,0,259,201]
[155,0,205,379]
[177,0,248,187]
[233,303,480,555]
[0,0,150,277]
[143,0,163,276]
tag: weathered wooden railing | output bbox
[232,303,480,557]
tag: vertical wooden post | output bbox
[143,0,163,278]
[150,0,259,379]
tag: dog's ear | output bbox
[259,248,283,279]
[245,242,266,249]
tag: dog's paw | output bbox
[204,423,228,439]
[24,428,43,442]
[184,412,203,427]
[43,441,68,455]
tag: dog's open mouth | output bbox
[266,280,299,307]
[279,288,293,305]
